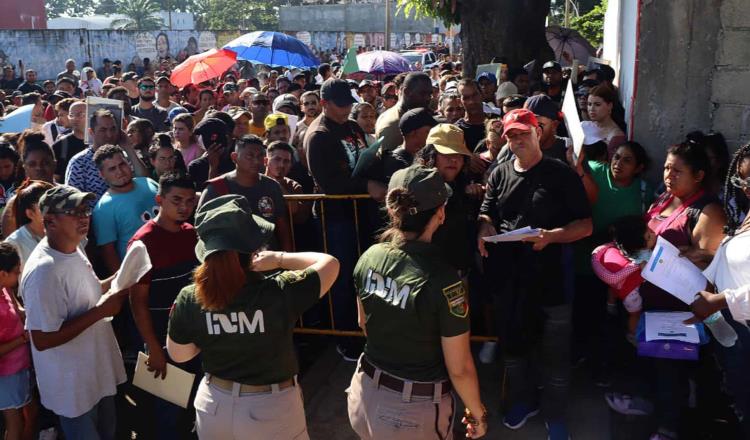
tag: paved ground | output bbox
[301,344,615,440]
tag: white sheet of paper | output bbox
[641,236,708,304]
[482,226,542,243]
[132,352,196,408]
[111,240,152,292]
[645,311,700,343]
[562,79,584,162]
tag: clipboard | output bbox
[132,351,196,408]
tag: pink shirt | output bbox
[0,288,30,376]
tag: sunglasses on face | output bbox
[731,176,750,190]
[384,94,397,100]
[139,85,155,90]
[51,207,93,218]
[252,100,270,105]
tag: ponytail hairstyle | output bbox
[193,251,250,311]
[379,187,439,246]
[723,143,750,236]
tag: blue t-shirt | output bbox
[93,177,159,258]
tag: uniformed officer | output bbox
[166,194,339,440]
[348,165,488,439]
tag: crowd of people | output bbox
[0,48,748,440]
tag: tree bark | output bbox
[459,0,554,79]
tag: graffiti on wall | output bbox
[0,29,447,81]
[0,30,231,80]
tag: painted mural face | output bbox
[156,33,170,60]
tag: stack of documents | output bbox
[481,226,542,243]
[132,352,196,408]
[644,312,700,343]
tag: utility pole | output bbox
[385,0,392,51]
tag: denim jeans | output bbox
[502,303,572,423]
[715,311,750,437]
[58,396,116,440]
[319,217,360,332]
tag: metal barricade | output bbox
[283,193,497,342]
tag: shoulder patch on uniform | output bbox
[278,269,308,285]
[442,281,468,318]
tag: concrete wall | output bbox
[279,4,447,34]
[627,0,749,182]
[0,30,245,80]
[291,30,443,52]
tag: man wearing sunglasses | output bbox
[248,92,271,137]
[132,77,169,132]
[21,185,127,440]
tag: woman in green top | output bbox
[570,141,654,234]
[567,141,653,379]
[166,194,339,440]
[348,165,487,439]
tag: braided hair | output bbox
[723,143,750,236]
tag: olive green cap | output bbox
[388,165,452,214]
[194,194,275,262]
[39,185,96,215]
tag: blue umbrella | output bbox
[222,31,320,68]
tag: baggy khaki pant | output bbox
[346,360,456,440]
[193,376,309,440]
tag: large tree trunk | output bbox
[459,0,554,79]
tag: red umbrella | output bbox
[170,48,237,87]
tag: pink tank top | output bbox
[0,288,30,376]
[640,190,709,311]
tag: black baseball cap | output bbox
[399,108,438,135]
[320,79,357,107]
[388,165,452,214]
[524,94,561,121]
[194,118,228,149]
[103,58,111,63]
[542,61,562,72]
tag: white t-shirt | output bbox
[21,238,126,418]
[703,229,750,323]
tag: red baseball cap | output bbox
[501,108,539,138]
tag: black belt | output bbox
[360,356,452,397]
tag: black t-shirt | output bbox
[480,157,590,347]
[432,181,474,272]
[17,82,44,94]
[456,119,486,152]
[52,133,87,178]
[358,146,414,185]
[304,114,368,219]
[0,78,21,91]
[187,152,235,191]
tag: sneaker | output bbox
[605,392,654,416]
[546,421,571,440]
[503,403,540,430]
[336,344,359,362]
[478,341,497,364]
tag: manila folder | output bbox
[133,351,195,408]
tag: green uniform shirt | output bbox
[354,241,470,382]
[168,268,320,385]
